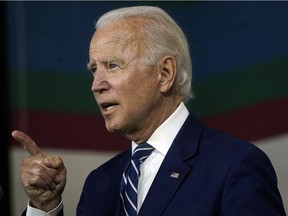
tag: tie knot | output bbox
[132,143,154,163]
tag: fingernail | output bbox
[55,175,61,183]
[50,183,56,190]
[46,182,56,190]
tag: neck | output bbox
[126,96,183,144]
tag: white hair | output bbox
[95,6,193,101]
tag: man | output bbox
[12,6,286,216]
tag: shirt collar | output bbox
[132,102,189,156]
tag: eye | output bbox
[90,66,97,74]
[87,62,97,74]
[109,63,117,69]
[107,62,118,70]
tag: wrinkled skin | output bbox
[89,17,182,143]
[12,130,66,212]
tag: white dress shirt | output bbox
[132,102,189,212]
[26,102,189,215]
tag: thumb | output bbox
[11,130,45,157]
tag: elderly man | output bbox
[12,6,285,216]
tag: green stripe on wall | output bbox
[189,57,288,117]
[10,56,288,117]
[9,71,100,114]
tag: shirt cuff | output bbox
[26,199,63,216]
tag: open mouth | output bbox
[102,103,117,112]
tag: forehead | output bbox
[89,18,148,55]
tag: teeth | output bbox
[106,105,115,111]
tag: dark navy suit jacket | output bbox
[76,113,285,215]
[23,113,286,215]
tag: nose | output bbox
[91,72,109,93]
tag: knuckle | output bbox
[54,156,63,163]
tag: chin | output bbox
[105,122,121,133]
[105,118,130,136]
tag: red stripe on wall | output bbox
[10,110,130,152]
[10,96,288,151]
[202,96,288,142]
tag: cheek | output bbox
[115,67,160,110]
[122,84,153,108]
[127,72,158,95]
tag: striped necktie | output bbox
[120,143,155,216]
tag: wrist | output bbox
[27,198,63,216]
[30,196,62,212]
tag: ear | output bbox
[158,55,177,94]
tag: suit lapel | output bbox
[138,113,203,215]
[104,149,131,216]
[138,158,192,216]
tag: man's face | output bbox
[89,19,164,142]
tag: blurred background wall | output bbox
[2,1,288,215]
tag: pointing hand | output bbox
[12,130,67,212]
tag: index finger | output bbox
[11,130,45,157]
